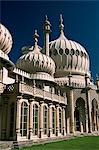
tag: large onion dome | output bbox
[0,23,14,69]
[0,23,13,54]
[16,30,55,76]
[49,15,90,77]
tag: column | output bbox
[85,75,92,133]
[79,109,84,133]
[56,104,59,136]
[48,103,52,137]
[45,33,50,56]
[16,96,22,141]
[39,101,44,138]
[69,89,75,134]
[94,111,97,131]
[80,113,84,133]
[87,90,92,133]
[29,100,33,140]
[66,108,70,134]
[80,122,83,133]
[85,104,89,133]
[62,106,66,136]
[97,113,99,132]
[67,117,70,134]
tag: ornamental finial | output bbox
[59,14,64,34]
[43,15,51,33]
[45,15,48,21]
[96,73,99,80]
[33,30,39,46]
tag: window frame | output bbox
[20,101,28,137]
[52,107,56,134]
[43,105,48,135]
[59,108,62,134]
[33,104,39,136]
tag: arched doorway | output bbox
[91,99,98,131]
[74,98,86,133]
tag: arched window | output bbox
[59,108,62,133]
[52,107,55,134]
[20,102,28,136]
[33,104,39,136]
[43,106,48,135]
[75,98,86,132]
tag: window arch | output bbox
[43,105,48,135]
[20,102,28,136]
[59,108,62,133]
[52,107,55,134]
[75,98,86,132]
[33,104,39,136]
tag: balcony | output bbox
[18,82,66,104]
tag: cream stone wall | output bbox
[2,67,15,84]
[0,19,99,143]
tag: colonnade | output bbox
[16,97,66,141]
[16,94,99,141]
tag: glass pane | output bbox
[24,108,27,115]
[23,123,27,129]
[23,129,27,136]
[24,116,27,122]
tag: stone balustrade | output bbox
[19,82,33,95]
[18,82,66,104]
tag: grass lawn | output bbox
[20,136,99,150]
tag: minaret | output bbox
[43,15,51,56]
[33,30,39,48]
[59,14,64,36]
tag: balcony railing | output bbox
[18,82,66,104]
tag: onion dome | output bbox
[49,15,90,77]
[0,23,13,54]
[16,30,55,76]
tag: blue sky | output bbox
[1,1,99,79]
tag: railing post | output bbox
[58,89,60,103]
[33,80,36,95]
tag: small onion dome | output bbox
[49,15,90,77]
[16,30,55,76]
[0,23,13,54]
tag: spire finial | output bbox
[45,15,48,21]
[33,30,39,46]
[43,15,51,33]
[59,14,64,34]
[96,73,99,80]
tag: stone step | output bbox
[0,141,13,150]
[0,132,99,149]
